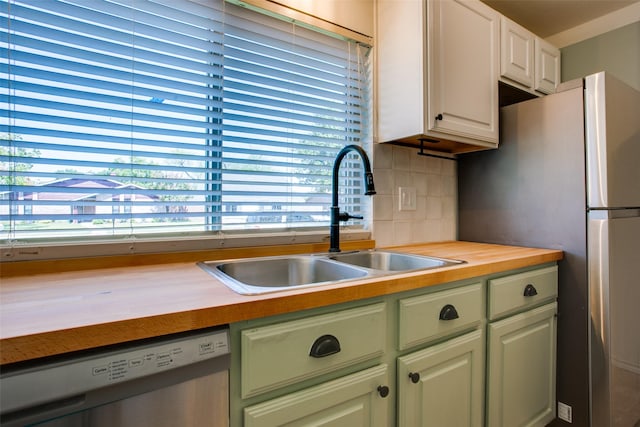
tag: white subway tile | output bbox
[373,195,394,220]
[371,145,457,246]
[392,146,412,170]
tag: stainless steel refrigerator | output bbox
[458,72,640,427]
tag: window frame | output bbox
[0,0,374,260]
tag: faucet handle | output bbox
[338,212,363,222]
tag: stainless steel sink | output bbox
[199,250,465,295]
[198,256,370,295]
[329,250,465,272]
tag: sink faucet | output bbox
[329,144,376,252]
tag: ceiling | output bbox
[480,0,640,38]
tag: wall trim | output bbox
[546,2,640,48]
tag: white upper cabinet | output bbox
[376,0,500,153]
[500,18,534,88]
[500,17,560,95]
[534,37,561,94]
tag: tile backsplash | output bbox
[372,144,457,247]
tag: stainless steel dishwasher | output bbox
[0,327,230,427]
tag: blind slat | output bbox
[1,63,221,107]
[4,80,222,119]
[1,18,225,72]
[4,49,220,96]
[0,125,223,154]
[3,110,218,140]
[13,1,224,53]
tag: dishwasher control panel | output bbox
[1,327,230,414]
[88,329,228,382]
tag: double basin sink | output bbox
[198,250,465,295]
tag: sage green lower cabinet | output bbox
[486,266,558,427]
[398,283,483,351]
[486,302,557,427]
[398,329,484,427]
[230,263,558,427]
[230,302,390,427]
[244,364,389,427]
[240,303,387,399]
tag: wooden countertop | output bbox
[0,241,562,365]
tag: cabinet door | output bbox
[376,0,426,143]
[534,38,560,94]
[500,17,534,88]
[487,302,557,427]
[397,329,484,427]
[243,364,389,427]
[427,0,499,143]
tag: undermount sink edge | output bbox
[198,250,466,295]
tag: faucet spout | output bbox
[329,144,376,253]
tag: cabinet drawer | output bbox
[244,364,388,427]
[398,283,483,350]
[488,265,557,320]
[241,303,386,398]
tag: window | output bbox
[1,0,372,247]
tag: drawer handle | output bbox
[309,334,341,358]
[439,304,459,321]
[377,385,390,398]
[523,284,538,297]
[408,372,421,383]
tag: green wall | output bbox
[561,21,640,91]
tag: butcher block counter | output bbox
[0,241,563,365]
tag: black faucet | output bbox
[329,144,376,252]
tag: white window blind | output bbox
[0,0,372,244]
